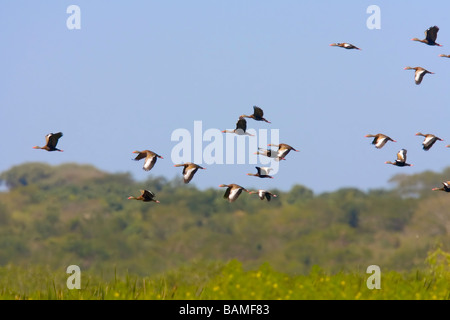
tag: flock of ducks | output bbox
[331,26,450,85]
[365,132,447,170]
[335,25,450,193]
[32,25,450,201]
[32,106,299,204]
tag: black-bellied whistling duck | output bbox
[432,181,450,192]
[330,43,361,50]
[249,190,278,201]
[404,66,434,85]
[33,132,63,152]
[247,167,274,179]
[219,183,249,202]
[174,162,206,184]
[267,143,299,161]
[132,150,163,171]
[365,133,396,149]
[439,54,450,58]
[385,149,413,167]
[128,189,160,203]
[240,106,271,123]
[411,26,442,46]
[222,118,254,136]
[415,132,443,151]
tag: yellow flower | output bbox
[213,286,220,291]
[114,292,119,297]
[273,283,278,289]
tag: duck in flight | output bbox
[240,106,271,123]
[222,118,254,136]
[219,184,249,202]
[267,143,299,161]
[128,189,160,203]
[385,149,413,167]
[249,190,278,201]
[432,181,450,192]
[132,150,163,171]
[33,132,64,152]
[411,26,442,46]
[365,133,396,149]
[247,167,274,179]
[415,132,443,151]
[174,162,206,184]
[404,66,434,85]
[330,43,361,50]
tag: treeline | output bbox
[0,162,449,277]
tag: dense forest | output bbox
[0,162,449,277]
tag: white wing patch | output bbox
[376,137,387,148]
[144,156,155,170]
[229,188,241,200]
[423,136,434,145]
[184,167,196,180]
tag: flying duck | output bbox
[240,106,271,123]
[132,150,163,171]
[219,184,249,202]
[404,66,434,85]
[222,117,254,136]
[432,181,450,192]
[385,149,413,167]
[249,190,278,201]
[330,43,361,50]
[174,162,206,183]
[411,26,442,46]
[439,54,450,58]
[415,132,443,151]
[128,189,160,203]
[33,132,64,152]
[267,143,299,160]
[247,167,274,179]
[365,133,396,149]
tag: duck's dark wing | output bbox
[223,187,231,200]
[133,151,148,161]
[236,118,247,132]
[253,106,264,119]
[47,132,63,149]
[425,26,439,43]
[142,189,155,201]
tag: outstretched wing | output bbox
[236,118,247,132]
[183,165,198,183]
[46,132,63,149]
[142,189,155,201]
[253,106,264,118]
[133,151,148,161]
[143,154,157,171]
[415,69,427,85]
[397,149,407,163]
[425,26,439,43]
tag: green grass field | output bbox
[1,248,449,300]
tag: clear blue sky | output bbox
[2,1,450,194]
